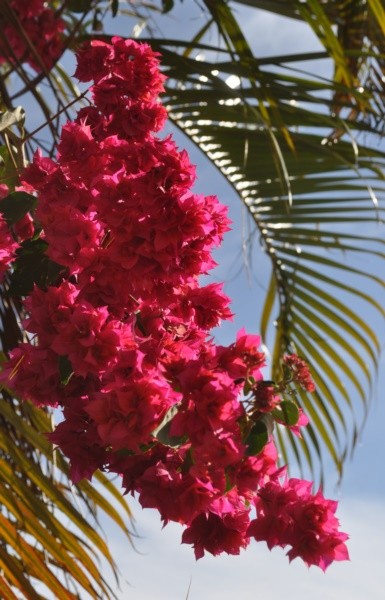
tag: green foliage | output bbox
[58,355,74,386]
[65,0,93,12]
[245,420,269,456]
[152,405,183,446]
[8,239,65,296]
[273,401,300,427]
[161,0,175,13]
[0,191,36,226]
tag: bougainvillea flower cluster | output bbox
[0,37,349,570]
[0,0,64,71]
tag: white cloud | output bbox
[106,496,385,600]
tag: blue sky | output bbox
[96,4,385,598]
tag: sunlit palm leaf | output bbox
[0,280,132,598]
[135,25,385,479]
[0,392,133,598]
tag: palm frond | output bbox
[136,22,385,479]
[0,276,133,598]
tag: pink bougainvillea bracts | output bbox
[283,354,317,393]
[0,36,348,570]
[0,183,29,281]
[0,0,64,72]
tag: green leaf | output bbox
[161,0,175,13]
[9,238,65,296]
[243,375,256,395]
[297,0,353,87]
[272,400,300,426]
[58,355,74,386]
[0,146,18,189]
[0,191,37,226]
[152,404,182,446]
[245,420,269,456]
[368,0,385,36]
[111,0,119,17]
[66,0,92,12]
[154,418,183,446]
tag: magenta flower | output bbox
[1,35,349,571]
